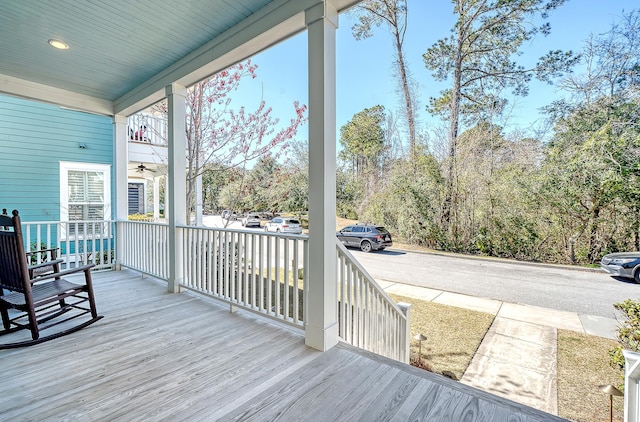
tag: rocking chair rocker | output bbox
[0,210,102,348]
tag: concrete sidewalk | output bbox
[376,279,619,416]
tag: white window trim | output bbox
[60,161,111,239]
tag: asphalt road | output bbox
[350,247,640,319]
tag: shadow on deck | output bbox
[0,269,566,421]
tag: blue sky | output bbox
[228,0,635,147]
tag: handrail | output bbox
[336,240,411,363]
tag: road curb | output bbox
[387,246,602,274]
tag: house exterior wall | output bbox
[0,94,113,222]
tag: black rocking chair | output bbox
[0,210,102,348]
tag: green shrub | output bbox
[610,298,640,383]
[28,242,50,265]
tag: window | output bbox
[353,227,364,233]
[60,162,111,238]
[128,182,144,215]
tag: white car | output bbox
[264,217,302,234]
[242,213,261,228]
[221,210,236,221]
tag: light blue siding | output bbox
[0,94,113,222]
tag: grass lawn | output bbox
[388,293,495,380]
[557,330,623,422]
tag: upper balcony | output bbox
[127,113,168,147]
[127,114,169,173]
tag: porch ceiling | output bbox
[0,0,360,116]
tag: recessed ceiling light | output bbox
[48,39,69,50]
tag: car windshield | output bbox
[375,226,389,234]
[248,214,259,218]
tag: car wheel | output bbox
[360,240,372,253]
[635,268,640,284]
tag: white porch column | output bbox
[164,176,170,221]
[153,176,160,221]
[195,172,203,226]
[167,83,187,293]
[305,1,338,352]
[113,114,129,271]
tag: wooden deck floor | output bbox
[0,269,566,421]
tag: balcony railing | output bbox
[22,219,409,362]
[127,113,167,146]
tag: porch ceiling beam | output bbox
[0,74,114,116]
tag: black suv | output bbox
[336,224,393,252]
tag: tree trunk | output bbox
[441,16,464,232]
[588,206,601,263]
[393,28,416,165]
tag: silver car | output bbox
[600,252,640,283]
[264,217,302,234]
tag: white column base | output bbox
[305,321,339,352]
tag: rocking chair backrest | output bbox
[0,210,31,293]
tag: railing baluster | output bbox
[292,238,299,324]
[267,235,272,316]
[283,237,290,321]
[259,233,264,313]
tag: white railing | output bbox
[127,113,167,146]
[22,219,409,361]
[118,221,169,279]
[336,241,411,363]
[23,220,116,271]
[181,226,308,327]
[624,350,640,422]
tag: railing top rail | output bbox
[121,220,168,226]
[336,239,407,320]
[177,224,309,239]
[23,220,116,225]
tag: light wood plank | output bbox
[0,269,566,422]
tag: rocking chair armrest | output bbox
[28,259,64,272]
[29,264,96,283]
[25,247,60,257]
